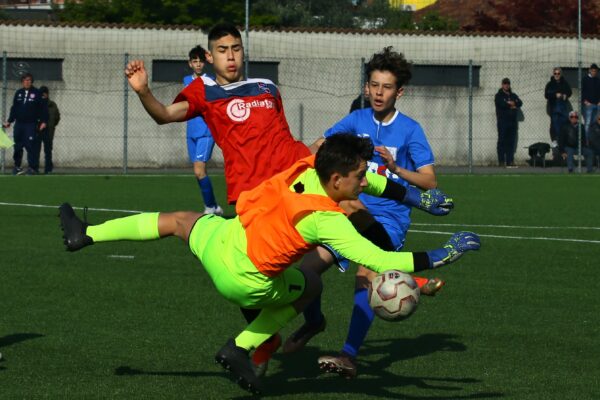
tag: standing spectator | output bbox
[586,113,600,168]
[558,111,594,173]
[494,77,523,168]
[349,86,371,113]
[2,73,48,175]
[184,45,223,215]
[545,67,572,147]
[581,63,600,133]
[37,86,60,174]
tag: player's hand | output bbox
[375,145,398,174]
[2,122,10,129]
[125,60,149,94]
[404,187,454,216]
[427,231,480,268]
[38,122,46,131]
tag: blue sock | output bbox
[197,176,217,208]
[303,294,324,325]
[341,288,375,358]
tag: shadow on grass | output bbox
[253,334,504,399]
[114,365,221,379]
[0,333,45,348]
[0,333,45,373]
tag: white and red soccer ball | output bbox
[368,270,420,321]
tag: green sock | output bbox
[87,212,160,243]
[235,305,298,351]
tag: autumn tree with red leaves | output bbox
[464,0,600,34]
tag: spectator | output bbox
[545,67,572,147]
[494,77,523,168]
[349,86,371,113]
[581,63,600,133]
[586,113,600,167]
[558,111,594,173]
[37,86,60,174]
[2,73,48,175]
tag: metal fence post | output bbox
[577,0,582,173]
[468,59,473,173]
[1,51,7,174]
[123,53,129,174]
[360,57,365,108]
[299,103,304,142]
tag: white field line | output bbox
[2,201,600,244]
[409,229,600,244]
[107,255,135,259]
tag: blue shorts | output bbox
[376,216,410,251]
[187,135,216,163]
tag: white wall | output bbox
[1,23,597,167]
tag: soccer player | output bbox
[184,45,223,215]
[125,23,409,375]
[284,47,445,378]
[125,23,312,205]
[59,134,481,395]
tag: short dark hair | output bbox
[189,45,207,62]
[208,23,242,49]
[315,134,374,182]
[365,46,411,88]
[39,86,49,95]
[21,72,33,82]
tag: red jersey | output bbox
[174,76,311,204]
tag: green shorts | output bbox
[188,214,306,309]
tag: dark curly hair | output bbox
[315,133,374,182]
[365,46,412,88]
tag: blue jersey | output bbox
[324,108,434,229]
[183,74,212,139]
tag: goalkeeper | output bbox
[58,134,480,395]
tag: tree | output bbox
[465,0,600,34]
[58,0,245,27]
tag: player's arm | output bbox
[299,212,480,273]
[363,172,452,216]
[125,59,189,124]
[375,125,437,190]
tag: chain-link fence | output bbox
[1,23,598,173]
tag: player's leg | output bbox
[281,246,333,353]
[58,202,203,251]
[215,265,322,394]
[189,136,222,215]
[283,200,394,353]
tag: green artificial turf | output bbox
[1,174,599,399]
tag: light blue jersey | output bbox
[183,74,212,139]
[324,108,434,248]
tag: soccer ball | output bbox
[368,270,420,321]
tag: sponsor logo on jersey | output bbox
[257,82,271,94]
[226,98,274,122]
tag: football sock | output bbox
[235,305,297,351]
[197,176,217,208]
[87,212,160,242]
[341,288,375,358]
[412,275,428,288]
[302,294,324,324]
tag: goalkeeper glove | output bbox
[427,231,481,268]
[404,187,454,216]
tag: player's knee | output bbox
[294,270,322,312]
[193,162,207,179]
[355,265,376,289]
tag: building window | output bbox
[2,58,63,81]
